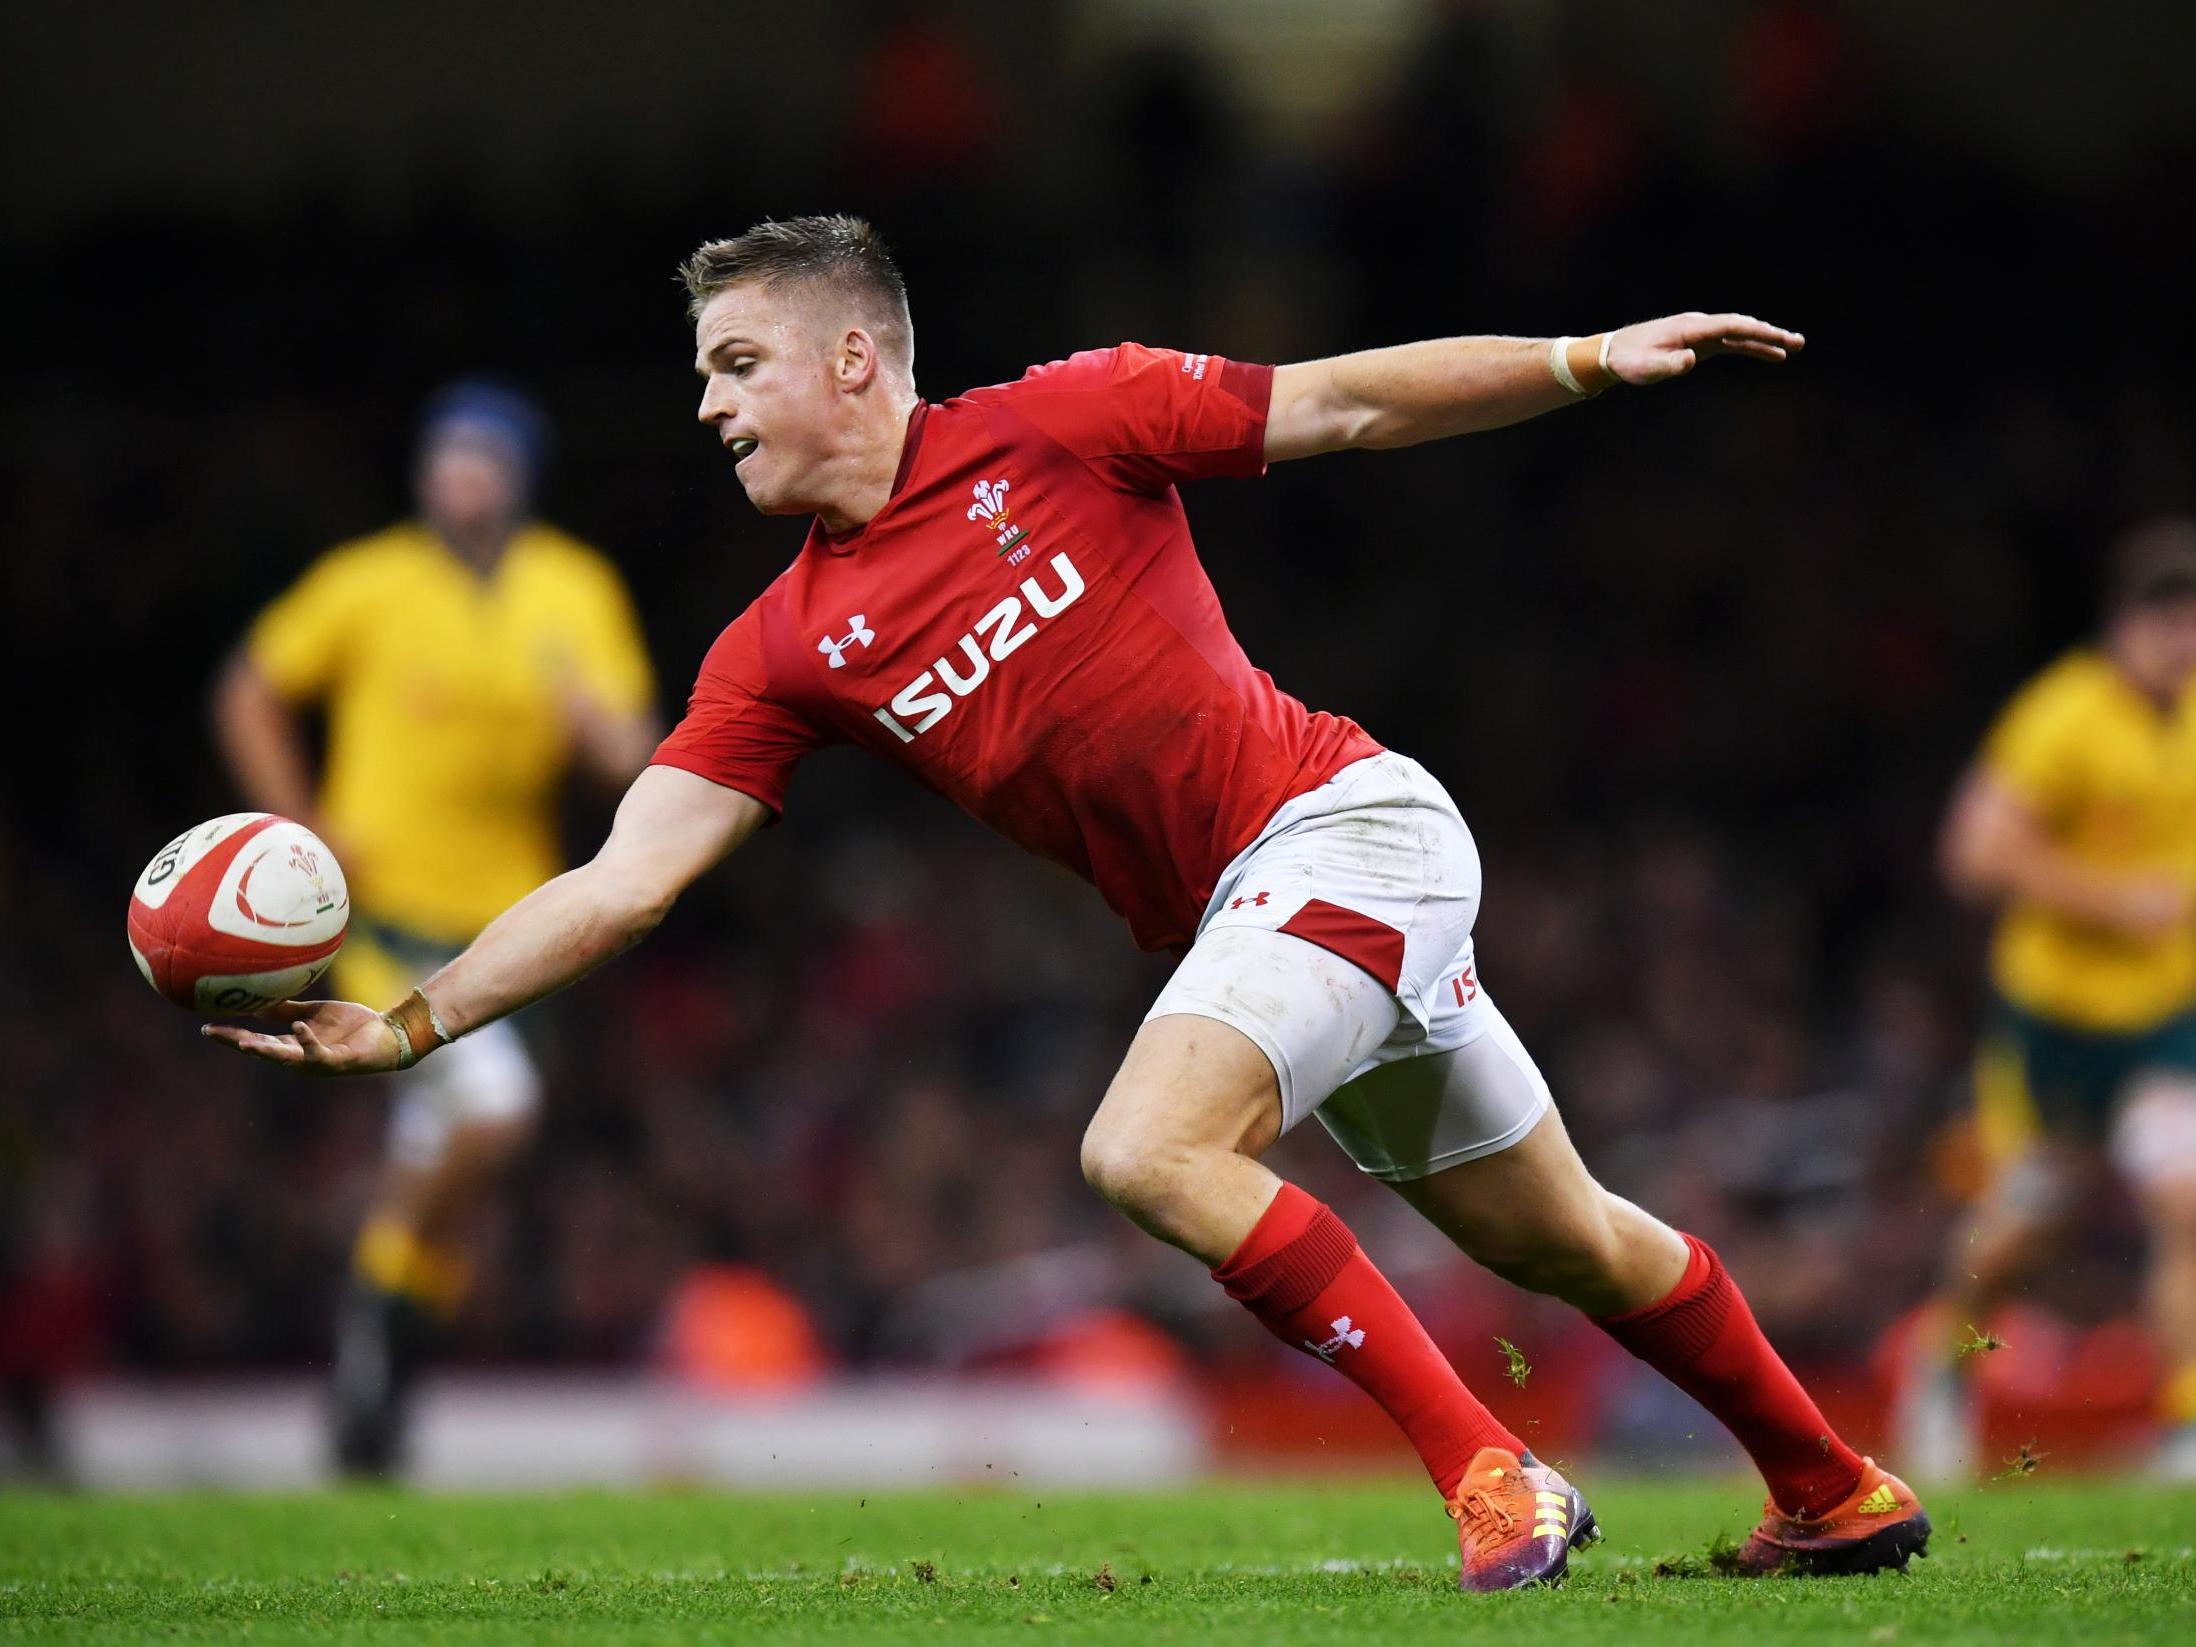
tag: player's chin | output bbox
[740,478,799,517]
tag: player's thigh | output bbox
[1337,1021,1689,1308]
[1086,1011,1283,1188]
[1321,1006,1602,1260]
[1097,925,1402,1174]
[1315,985,1550,1184]
[1386,1104,1616,1266]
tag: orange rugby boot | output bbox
[1736,1457,1931,1576]
[1447,1447,1601,1592]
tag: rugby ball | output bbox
[127,813,349,1013]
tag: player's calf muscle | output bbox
[1403,1170,1678,1313]
[1454,1198,1626,1303]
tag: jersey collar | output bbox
[817,400,930,554]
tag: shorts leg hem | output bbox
[1349,1093,1552,1183]
[1142,1007,1299,1128]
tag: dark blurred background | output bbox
[6,0,2195,1471]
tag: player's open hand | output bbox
[1606,313,1804,386]
[201,998,403,1076]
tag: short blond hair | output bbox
[679,215,912,365]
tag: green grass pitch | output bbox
[5,1478,2191,1643]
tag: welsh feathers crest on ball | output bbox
[127,814,349,1013]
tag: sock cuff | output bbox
[1596,1232,1732,1366]
[1212,1186,1356,1313]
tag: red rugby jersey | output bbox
[653,344,1381,953]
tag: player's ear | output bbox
[836,328,879,394]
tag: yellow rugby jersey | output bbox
[247,520,653,944]
[1980,649,2196,1030]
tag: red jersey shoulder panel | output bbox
[964,344,1274,495]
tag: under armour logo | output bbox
[1307,1316,1366,1362]
[1229,890,1270,910]
[818,616,875,669]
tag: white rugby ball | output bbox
[126,813,349,1013]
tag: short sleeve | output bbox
[245,546,370,703]
[1979,666,2086,826]
[995,343,1274,493]
[650,601,829,815]
[561,555,656,718]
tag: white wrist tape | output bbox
[1597,330,1616,380]
[1548,336,1589,397]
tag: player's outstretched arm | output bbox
[1263,312,1804,462]
[201,765,770,1075]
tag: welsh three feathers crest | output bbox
[968,478,1027,555]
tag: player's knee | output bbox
[1079,1116,1198,1218]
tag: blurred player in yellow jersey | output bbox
[1902,519,2196,1479]
[212,381,659,1473]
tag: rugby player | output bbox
[1903,519,2196,1479]
[206,217,1928,1585]
[212,381,659,1473]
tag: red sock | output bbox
[1597,1233,1864,1518]
[1213,1183,1518,1497]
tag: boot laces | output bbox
[1447,1485,1519,1550]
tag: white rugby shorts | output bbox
[388,1019,543,1170]
[1144,751,1552,1181]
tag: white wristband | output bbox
[1548,336,1588,397]
[1597,330,1616,381]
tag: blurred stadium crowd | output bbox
[4,2,2193,1456]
